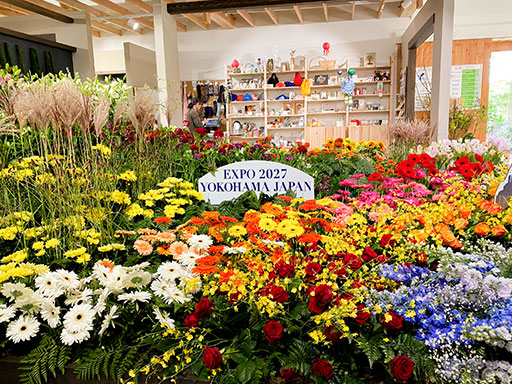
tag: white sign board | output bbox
[198,161,315,205]
[495,166,512,209]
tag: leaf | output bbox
[230,352,249,364]
[235,361,257,384]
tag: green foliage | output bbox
[284,340,314,377]
[18,334,71,384]
[29,48,41,76]
[43,51,54,74]
[74,342,138,382]
[15,44,26,74]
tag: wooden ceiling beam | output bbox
[91,28,101,37]
[377,0,385,18]
[210,10,234,28]
[264,7,278,25]
[89,0,154,30]
[322,2,328,22]
[400,0,416,17]
[203,11,210,24]
[1,0,73,22]
[0,1,33,14]
[167,0,359,14]
[293,5,303,24]
[124,0,151,13]
[176,20,187,31]
[133,16,153,29]
[182,12,208,29]
[91,19,122,35]
[0,6,24,15]
[236,9,254,27]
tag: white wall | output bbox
[453,0,512,39]
[177,18,410,80]
[124,42,157,87]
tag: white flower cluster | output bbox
[0,255,202,345]
[415,138,502,159]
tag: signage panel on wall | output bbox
[198,161,315,205]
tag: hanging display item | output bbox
[322,42,330,56]
[300,78,311,96]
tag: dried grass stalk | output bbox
[126,88,156,144]
[93,95,110,137]
[113,101,126,124]
[11,87,33,133]
[50,79,82,136]
[390,119,433,144]
[27,82,52,132]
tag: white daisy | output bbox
[179,272,202,295]
[63,303,95,333]
[150,278,171,297]
[55,270,80,291]
[0,304,16,323]
[6,315,40,343]
[35,272,64,298]
[92,264,111,286]
[187,234,213,251]
[1,283,32,302]
[175,251,201,269]
[122,270,152,289]
[103,266,127,293]
[126,262,150,271]
[99,305,118,337]
[161,285,189,305]
[64,288,93,306]
[14,291,43,314]
[118,291,152,303]
[153,307,175,330]
[223,246,247,255]
[156,262,186,281]
[60,328,90,345]
[94,288,110,315]
[40,301,61,328]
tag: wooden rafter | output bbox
[182,12,208,29]
[0,6,24,15]
[351,1,355,19]
[400,0,416,17]
[236,9,254,27]
[377,0,385,19]
[264,7,278,25]
[293,5,303,24]
[91,29,101,37]
[0,1,33,14]
[322,2,328,22]
[2,0,73,22]
[203,12,210,24]
[124,0,151,13]
[176,20,187,31]
[87,0,153,29]
[91,19,122,35]
[210,11,234,28]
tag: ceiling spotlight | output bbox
[401,0,413,8]
[127,18,140,30]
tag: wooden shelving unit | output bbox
[225,56,394,148]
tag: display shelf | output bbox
[267,127,304,130]
[307,68,346,73]
[267,86,301,90]
[268,114,304,118]
[352,93,391,97]
[307,98,346,102]
[227,72,265,77]
[349,66,391,70]
[230,88,264,92]
[267,99,305,102]
[353,80,391,84]
[229,115,265,119]
[308,111,345,115]
[230,100,264,104]
[349,110,390,113]
[271,70,306,75]
[229,135,260,139]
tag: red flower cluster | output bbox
[449,154,494,181]
[184,298,213,328]
[312,358,333,380]
[263,320,284,343]
[396,153,437,180]
[390,355,414,382]
[203,346,222,369]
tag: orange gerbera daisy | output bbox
[196,256,220,265]
[261,202,284,216]
[157,232,176,243]
[190,217,206,226]
[154,216,172,224]
[209,227,223,242]
[169,241,188,258]
[477,200,501,215]
[192,265,219,275]
[137,228,158,235]
[221,215,238,223]
[134,240,153,256]
[298,200,323,211]
[157,244,172,256]
[141,234,160,242]
[297,232,322,244]
[97,259,115,271]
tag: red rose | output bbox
[305,262,322,277]
[343,253,362,270]
[308,284,333,314]
[184,313,199,328]
[381,311,404,331]
[324,325,343,342]
[203,346,222,369]
[312,358,333,380]
[355,305,372,324]
[390,355,414,383]
[280,369,299,382]
[263,320,283,343]
[276,261,295,278]
[362,247,378,262]
[380,234,395,248]
[269,285,289,303]
[194,298,213,319]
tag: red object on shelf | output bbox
[350,119,361,126]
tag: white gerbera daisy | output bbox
[175,251,201,269]
[40,301,61,328]
[60,328,90,345]
[55,270,80,291]
[150,278,171,297]
[14,291,43,314]
[94,288,110,315]
[64,288,93,306]
[153,307,175,330]
[35,272,64,298]
[103,266,127,293]
[6,315,40,343]
[126,262,150,271]
[63,303,95,333]
[118,291,152,303]
[92,264,111,286]
[156,262,186,281]
[122,270,152,289]
[0,304,16,323]
[1,283,32,302]
[160,285,189,305]
[187,234,213,251]
[99,305,118,337]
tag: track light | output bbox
[127,18,140,30]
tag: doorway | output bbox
[487,51,512,139]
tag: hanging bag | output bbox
[300,78,311,96]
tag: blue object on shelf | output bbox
[276,94,289,100]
